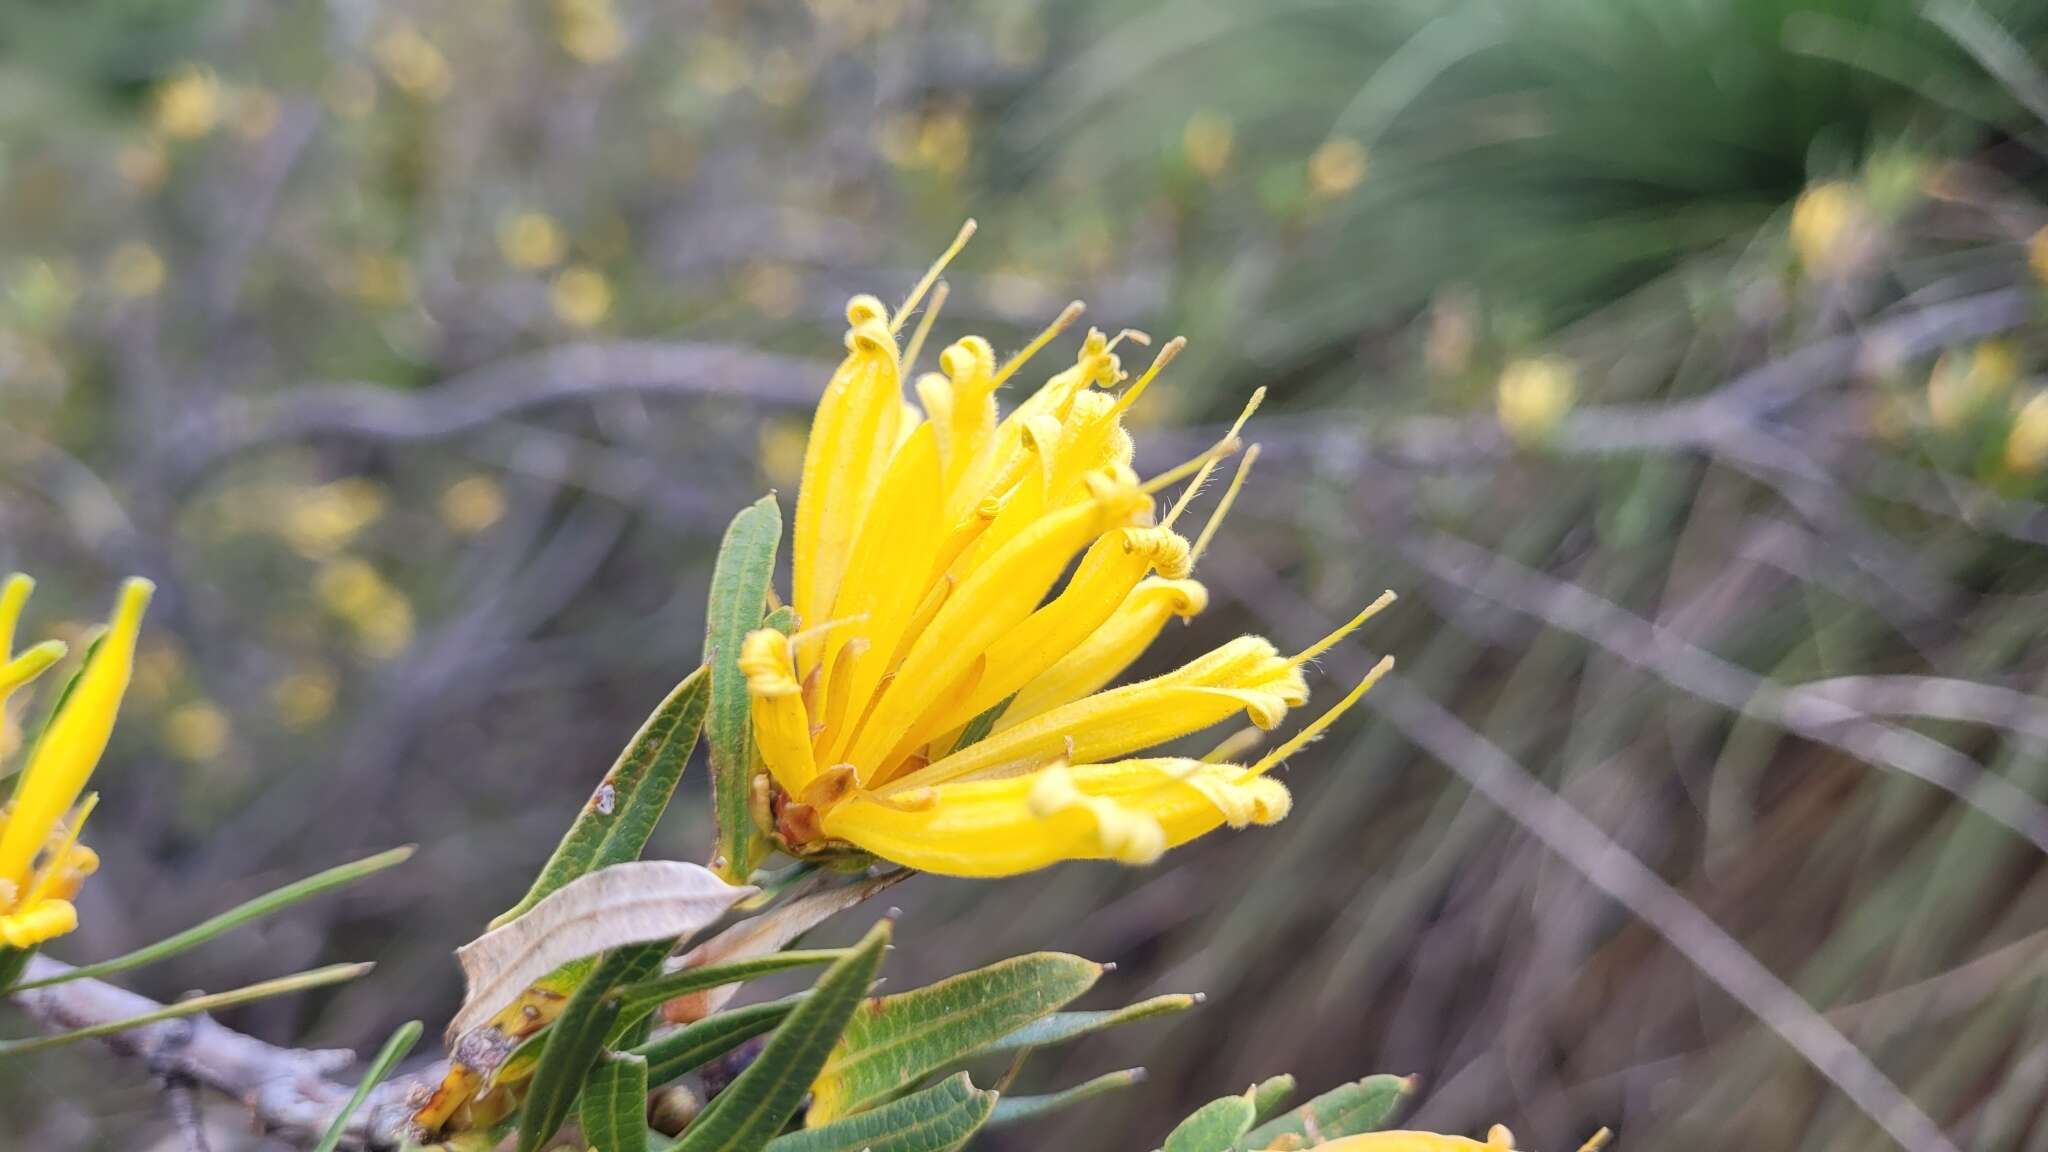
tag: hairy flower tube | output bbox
[0,575,152,949]
[744,223,1394,877]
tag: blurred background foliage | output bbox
[9,0,2048,1148]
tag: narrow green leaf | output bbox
[0,946,32,993]
[0,963,373,1058]
[1249,1075,1297,1126]
[632,995,802,1087]
[1234,1075,1413,1150]
[580,1051,651,1152]
[312,1020,423,1152]
[705,494,782,884]
[497,667,711,929]
[1164,1093,1256,1152]
[951,694,1014,753]
[986,1068,1145,1128]
[984,994,1201,1054]
[761,605,798,634]
[672,921,890,1152]
[766,1073,994,1152]
[13,847,414,991]
[612,949,850,1026]
[808,952,1102,1124]
[517,948,643,1152]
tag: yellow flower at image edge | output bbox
[0,576,152,949]
[742,222,1394,878]
[1265,1125,1611,1152]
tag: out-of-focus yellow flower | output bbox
[1308,137,1369,200]
[757,418,809,488]
[117,138,169,192]
[315,558,415,659]
[235,88,282,141]
[740,223,1393,878]
[153,66,222,140]
[1928,341,2020,429]
[2030,226,2048,286]
[691,36,748,96]
[1497,356,1576,445]
[439,475,507,535]
[2006,392,2048,474]
[273,669,339,731]
[743,262,801,318]
[0,576,151,949]
[915,109,970,175]
[753,48,810,108]
[555,0,626,64]
[129,641,184,707]
[1790,181,1869,276]
[163,701,230,763]
[1182,113,1235,180]
[497,211,566,271]
[325,66,379,121]
[11,259,81,332]
[376,22,453,102]
[281,478,387,558]
[107,243,165,299]
[550,265,612,329]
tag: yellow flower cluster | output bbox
[744,224,1393,877]
[0,576,151,949]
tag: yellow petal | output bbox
[0,897,77,948]
[0,579,151,895]
[740,629,817,795]
[1001,577,1207,727]
[1252,1134,1502,1152]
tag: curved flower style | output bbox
[0,574,151,948]
[744,224,1393,877]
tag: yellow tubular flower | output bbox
[1264,1125,1611,1152]
[748,224,1393,877]
[0,576,152,948]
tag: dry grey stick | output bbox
[8,955,428,1151]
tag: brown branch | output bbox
[8,955,434,1151]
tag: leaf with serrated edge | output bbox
[705,495,781,883]
[985,994,1201,1053]
[767,1073,994,1152]
[1164,1092,1256,1152]
[806,952,1102,1124]
[671,921,890,1152]
[986,1069,1145,1128]
[662,870,905,1025]
[1233,1075,1413,1150]
[633,995,802,1087]
[496,668,711,929]
[452,861,754,1042]
[579,1051,650,1152]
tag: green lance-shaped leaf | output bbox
[984,993,1202,1054]
[517,947,647,1152]
[672,920,890,1152]
[632,994,804,1087]
[1249,1076,1297,1127]
[13,846,414,991]
[579,1051,651,1152]
[807,952,1102,1124]
[986,1068,1145,1128]
[766,1073,995,1152]
[705,493,782,884]
[0,963,373,1058]
[1163,1092,1256,1152]
[1234,1075,1414,1150]
[0,946,32,993]
[611,949,849,1033]
[496,666,711,929]
[312,1020,423,1152]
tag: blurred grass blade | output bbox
[579,1051,650,1152]
[516,946,645,1152]
[1164,1092,1257,1152]
[311,1019,422,1152]
[705,493,782,884]
[807,952,1102,1124]
[766,1073,995,1152]
[632,995,803,1087]
[986,1068,1145,1128]
[11,846,414,992]
[984,993,1202,1054]
[672,920,890,1152]
[1234,1075,1413,1149]
[612,948,850,1027]
[1249,1075,1297,1126]
[495,666,711,929]
[0,962,373,1058]
[1924,0,2048,126]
